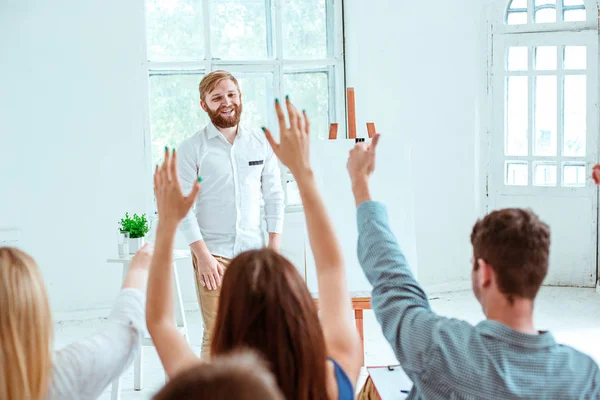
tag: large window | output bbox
[145,0,345,207]
[486,0,599,287]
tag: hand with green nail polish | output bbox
[154,148,200,224]
[263,96,312,179]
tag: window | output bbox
[506,0,587,25]
[145,0,345,208]
[500,41,592,187]
[488,0,599,287]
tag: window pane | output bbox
[283,0,327,59]
[534,76,557,156]
[509,0,527,9]
[237,74,273,129]
[563,0,584,5]
[533,163,557,186]
[507,47,528,71]
[507,12,528,24]
[562,163,586,187]
[564,46,587,70]
[149,74,208,166]
[563,76,586,157]
[284,72,329,140]
[505,162,528,186]
[563,9,587,21]
[506,77,528,156]
[535,46,557,70]
[210,0,269,60]
[146,0,204,61]
[535,8,557,23]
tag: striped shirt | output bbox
[357,201,600,399]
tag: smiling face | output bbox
[201,78,243,129]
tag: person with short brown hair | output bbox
[347,135,600,399]
[152,350,284,400]
[176,70,284,360]
[470,208,550,304]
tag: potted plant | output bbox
[118,212,150,253]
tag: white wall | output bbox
[343,0,490,288]
[0,0,493,314]
[0,0,160,313]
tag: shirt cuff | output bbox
[180,220,203,246]
[266,218,284,234]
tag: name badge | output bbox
[249,160,264,166]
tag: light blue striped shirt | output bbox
[357,201,600,399]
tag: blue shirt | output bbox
[356,201,600,399]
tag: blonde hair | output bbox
[0,247,53,400]
[199,70,241,102]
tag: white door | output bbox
[490,31,598,287]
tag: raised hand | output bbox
[263,97,311,179]
[130,243,154,270]
[346,133,381,185]
[154,147,201,226]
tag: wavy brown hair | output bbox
[211,249,328,400]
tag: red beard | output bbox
[206,102,243,129]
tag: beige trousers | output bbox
[192,253,231,361]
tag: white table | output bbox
[107,250,191,400]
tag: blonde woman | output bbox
[0,245,151,400]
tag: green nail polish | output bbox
[302,109,306,113]
[164,145,168,152]
[285,95,289,100]
[197,176,203,183]
[275,98,279,103]
[261,127,266,132]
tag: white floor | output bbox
[52,287,600,400]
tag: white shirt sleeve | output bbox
[177,138,203,245]
[261,142,285,234]
[46,288,146,400]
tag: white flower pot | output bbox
[129,237,145,254]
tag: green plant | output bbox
[119,212,149,239]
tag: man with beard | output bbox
[175,70,284,360]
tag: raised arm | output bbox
[146,147,202,378]
[263,98,362,384]
[347,137,452,377]
[49,247,151,399]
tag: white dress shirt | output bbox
[47,289,145,400]
[177,122,285,259]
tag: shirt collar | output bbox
[206,122,244,140]
[476,320,557,349]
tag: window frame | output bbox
[143,0,346,212]
[491,0,598,34]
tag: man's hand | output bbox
[347,133,380,184]
[347,134,380,206]
[193,250,223,291]
[268,232,281,252]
